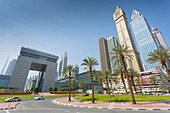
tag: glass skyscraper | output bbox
[130,10,159,71]
[107,36,119,72]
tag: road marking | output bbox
[66,110,69,112]
[76,112,80,113]
[5,110,10,113]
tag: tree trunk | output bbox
[131,76,137,94]
[154,81,159,96]
[68,72,71,101]
[139,84,143,95]
[109,80,113,94]
[73,86,74,97]
[164,62,170,77]
[89,67,95,103]
[82,87,83,100]
[106,78,110,95]
[121,56,136,104]
[120,74,128,94]
[101,83,104,94]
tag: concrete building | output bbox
[152,27,169,50]
[130,10,159,71]
[107,36,119,72]
[5,59,16,75]
[60,51,68,79]
[113,6,144,72]
[99,37,111,71]
[8,47,58,92]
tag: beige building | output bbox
[113,6,144,72]
[99,37,111,70]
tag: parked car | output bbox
[146,92,153,95]
[5,96,22,102]
[34,96,45,100]
[83,93,89,96]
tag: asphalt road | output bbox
[0,98,169,113]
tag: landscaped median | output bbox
[74,94,170,102]
[0,93,81,102]
[53,94,170,111]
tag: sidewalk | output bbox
[0,102,19,110]
[52,97,170,111]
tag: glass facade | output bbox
[21,51,57,63]
[107,36,119,72]
[55,71,99,90]
[0,75,11,87]
[130,10,159,71]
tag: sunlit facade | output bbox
[130,10,159,71]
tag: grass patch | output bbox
[74,94,170,102]
[0,94,80,102]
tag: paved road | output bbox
[0,98,169,113]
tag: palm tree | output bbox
[128,68,137,94]
[96,71,104,94]
[79,80,86,101]
[111,44,136,104]
[113,66,128,94]
[81,57,98,103]
[146,48,170,77]
[111,73,120,94]
[101,69,112,95]
[71,78,77,97]
[135,76,143,95]
[63,65,77,101]
[149,76,159,96]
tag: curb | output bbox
[52,100,170,111]
[0,103,20,110]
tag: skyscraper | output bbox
[1,57,9,74]
[130,10,159,71]
[113,6,144,72]
[73,64,79,76]
[99,37,111,71]
[151,27,169,50]
[58,57,63,79]
[107,36,119,72]
[5,59,16,75]
[60,51,68,79]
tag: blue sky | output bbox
[0,0,169,75]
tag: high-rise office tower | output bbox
[99,37,111,71]
[113,6,144,72]
[5,59,16,75]
[152,27,169,50]
[107,36,119,72]
[130,10,159,71]
[60,51,68,79]
[58,57,63,79]
[73,64,79,76]
[1,57,9,74]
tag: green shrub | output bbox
[33,87,39,93]
[48,87,53,92]
[53,87,57,92]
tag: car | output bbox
[34,96,45,100]
[5,97,22,102]
[83,94,89,96]
[146,92,153,95]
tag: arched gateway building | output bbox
[8,47,58,92]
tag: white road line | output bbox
[76,112,80,113]
[66,110,69,112]
[5,110,10,113]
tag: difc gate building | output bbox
[8,47,58,92]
